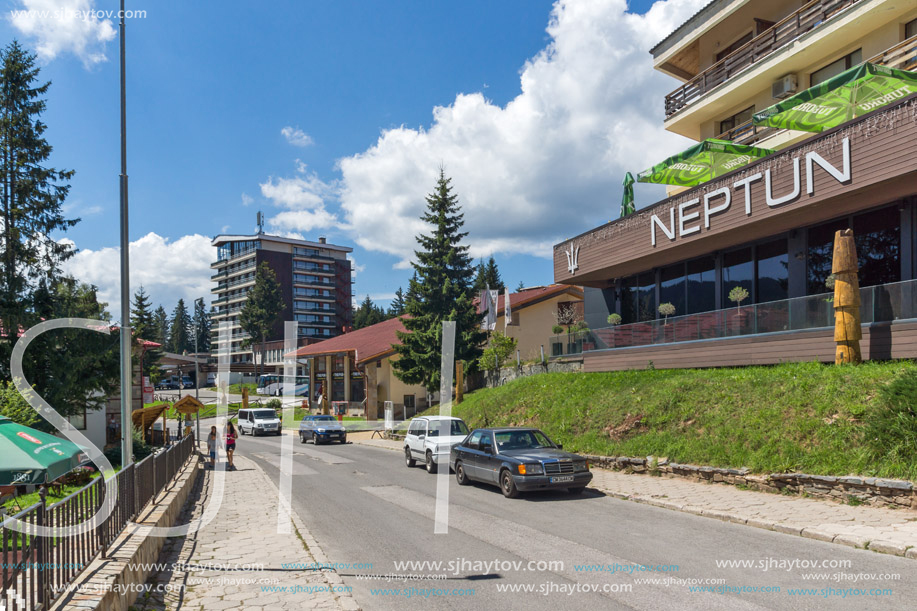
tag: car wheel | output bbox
[425,451,437,474]
[300,432,307,444]
[405,447,416,468]
[568,486,586,495]
[340,437,346,444]
[455,462,469,485]
[500,469,520,499]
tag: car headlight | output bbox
[317,428,326,433]
[574,461,589,472]
[255,423,263,427]
[518,463,544,475]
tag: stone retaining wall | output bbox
[584,455,916,509]
[481,358,583,388]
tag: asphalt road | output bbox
[232,433,916,611]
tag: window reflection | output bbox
[660,264,686,319]
[854,206,900,287]
[687,257,716,314]
[723,248,753,306]
[756,239,788,303]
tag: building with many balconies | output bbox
[210,233,353,366]
[552,0,917,371]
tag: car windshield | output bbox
[494,430,555,451]
[253,410,277,420]
[427,420,469,437]
[312,416,335,422]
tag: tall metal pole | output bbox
[194,297,201,442]
[118,0,133,467]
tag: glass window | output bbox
[637,272,656,322]
[756,239,789,303]
[723,248,753,306]
[331,381,345,402]
[718,106,755,136]
[686,257,716,314]
[316,358,326,372]
[660,264,686,319]
[854,206,900,287]
[808,218,850,295]
[333,355,345,371]
[811,49,862,86]
[620,277,638,324]
[350,380,365,403]
[906,18,917,40]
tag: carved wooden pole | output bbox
[832,228,861,364]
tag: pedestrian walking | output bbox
[207,426,217,469]
[225,421,238,470]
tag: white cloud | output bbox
[261,162,341,233]
[241,193,254,207]
[9,0,117,67]
[281,126,314,147]
[63,233,214,319]
[268,0,705,267]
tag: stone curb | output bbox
[249,454,362,611]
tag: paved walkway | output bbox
[133,451,358,611]
[350,434,917,559]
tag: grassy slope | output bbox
[433,361,917,479]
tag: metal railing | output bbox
[0,435,195,610]
[665,0,862,117]
[550,278,917,356]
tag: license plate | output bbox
[550,475,574,483]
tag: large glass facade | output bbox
[722,247,753,307]
[637,272,656,322]
[756,239,788,303]
[686,257,716,314]
[660,264,686,319]
[807,219,849,295]
[854,206,900,287]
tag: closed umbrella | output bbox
[620,172,635,217]
[753,62,917,133]
[0,416,88,485]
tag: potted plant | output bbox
[658,302,676,342]
[606,313,622,348]
[728,286,750,334]
[550,324,564,356]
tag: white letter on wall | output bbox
[733,173,762,216]
[703,188,731,229]
[766,158,801,207]
[806,137,851,195]
[679,199,701,237]
[651,207,676,247]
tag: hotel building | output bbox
[210,233,353,365]
[554,0,917,370]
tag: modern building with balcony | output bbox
[553,0,917,371]
[210,233,353,366]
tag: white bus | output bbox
[256,374,309,397]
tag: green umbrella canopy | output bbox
[753,62,917,133]
[636,139,773,187]
[620,172,636,217]
[0,416,89,485]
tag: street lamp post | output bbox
[194,297,203,442]
[118,0,132,467]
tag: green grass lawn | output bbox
[204,383,258,394]
[423,360,917,480]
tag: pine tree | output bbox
[516,280,525,291]
[354,295,385,330]
[191,298,211,353]
[393,170,485,391]
[388,287,406,317]
[130,286,154,339]
[473,256,505,293]
[152,306,169,346]
[0,41,77,377]
[168,299,192,354]
[239,263,284,378]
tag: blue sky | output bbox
[2,0,702,317]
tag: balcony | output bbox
[550,279,917,357]
[665,0,863,118]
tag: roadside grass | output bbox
[204,383,258,394]
[424,360,917,480]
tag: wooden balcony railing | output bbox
[665,0,863,118]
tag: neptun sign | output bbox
[650,138,851,247]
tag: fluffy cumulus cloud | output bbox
[269,0,706,267]
[63,233,214,318]
[281,126,314,147]
[260,162,341,233]
[9,0,117,67]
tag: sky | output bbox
[1,0,706,319]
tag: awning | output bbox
[636,139,773,187]
[753,62,917,133]
[132,403,171,432]
[0,416,89,485]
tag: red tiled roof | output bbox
[287,316,407,365]
[475,284,583,315]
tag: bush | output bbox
[606,313,622,326]
[478,331,518,370]
[266,398,283,411]
[57,466,95,487]
[103,427,153,467]
[551,324,564,335]
[0,381,40,427]
[865,369,917,469]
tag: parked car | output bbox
[206,373,217,386]
[180,376,194,389]
[404,416,470,473]
[450,428,592,498]
[237,408,282,436]
[299,415,347,444]
[155,379,177,390]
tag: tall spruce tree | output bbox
[131,286,161,378]
[393,171,485,391]
[239,262,284,378]
[191,298,211,353]
[152,305,169,347]
[0,41,77,377]
[388,287,406,317]
[354,295,385,330]
[472,256,505,293]
[168,299,192,354]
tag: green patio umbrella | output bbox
[753,62,917,133]
[620,172,635,217]
[636,139,773,187]
[0,416,89,485]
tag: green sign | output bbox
[753,62,917,133]
[637,139,773,187]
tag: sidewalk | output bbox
[132,450,359,611]
[350,434,917,559]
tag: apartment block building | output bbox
[210,233,353,365]
[554,0,917,370]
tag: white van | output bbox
[237,408,282,436]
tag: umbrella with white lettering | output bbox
[753,62,917,133]
[0,416,89,485]
[637,139,774,188]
